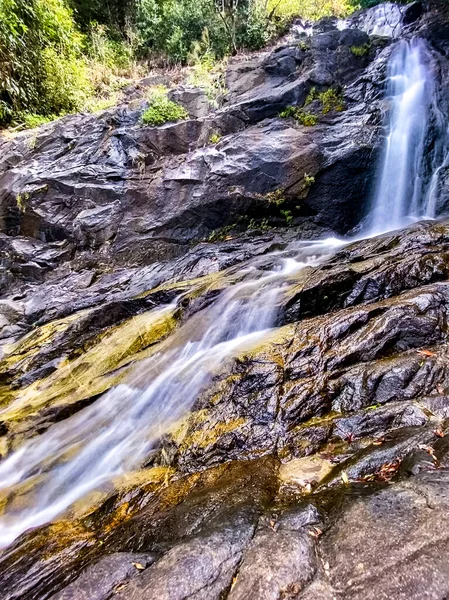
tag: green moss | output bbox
[351,43,371,57]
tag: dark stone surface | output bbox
[2,3,449,600]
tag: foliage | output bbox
[262,188,286,205]
[209,132,222,144]
[280,209,293,224]
[137,0,228,63]
[319,88,345,113]
[141,87,188,125]
[267,0,353,24]
[68,0,136,35]
[350,43,371,57]
[279,106,317,126]
[302,86,345,115]
[186,29,228,104]
[20,113,58,129]
[0,0,91,125]
[303,173,315,188]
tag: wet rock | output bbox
[227,528,316,600]
[317,469,449,599]
[114,514,255,600]
[49,553,157,600]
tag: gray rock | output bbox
[50,553,156,600]
[168,87,212,119]
[228,529,317,600]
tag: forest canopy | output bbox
[0,0,402,127]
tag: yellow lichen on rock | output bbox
[0,306,178,442]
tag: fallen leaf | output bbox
[341,471,349,484]
[434,429,445,438]
[417,349,437,357]
[132,563,145,571]
[418,444,437,461]
[308,526,323,538]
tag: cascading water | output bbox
[0,239,342,549]
[369,38,449,235]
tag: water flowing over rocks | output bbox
[2,2,449,599]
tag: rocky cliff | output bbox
[2,2,449,599]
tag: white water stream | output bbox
[369,38,449,235]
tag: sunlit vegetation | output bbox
[0,0,392,128]
[141,87,188,125]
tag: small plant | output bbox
[351,44,371,57]
[279,106,317,126]
[318,88,345,114]
[264,189,286,206]
[300,111,318,126]
[142,88,188,126]
[304,87,319,106]
[209,132,221,144]
[16,192,30,213]
[298,40,310,51]
[303,173,315,188]
[281,209,293,224]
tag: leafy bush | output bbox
[0,0,92,125]
[267,0,353,24]
[319,88,345,113]
[351,43,371,57]
[279,106,317,126]
[137,0,228,63]
[302,86,345,114]
[237,1,274,51]
[142,88,188,126]
[187,29,227,105]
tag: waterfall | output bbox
[369,39,449,236]
[0,239,342,549]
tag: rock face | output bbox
[1,3,449,600]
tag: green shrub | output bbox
[279,106,317,126]
[350,44,370,57]
[303,173,315,188]
[318,88,345,113]
[142,89,188,126]
[304,87,319,105]
[187,30,227,105]
[0,0,91,125]
[209,132,222,144]
[267,0,353,24]
[281,209,293,224]
[137,0,228,63]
